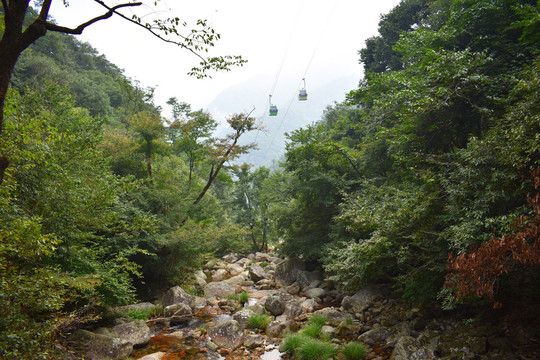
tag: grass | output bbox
[308,314,327,327]
[281,333,308,353]
[119,305,162,321]
[342,341,368,360]
[247,313,271,330]
[226,291,249,305]
[260,261,269,267]
[301,323,323,338]
[296,337,337,360]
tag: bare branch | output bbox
[39,0,53,21]
[92,0,208,65]
[45,2,142,35]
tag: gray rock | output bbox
[164,303,192,322]
[72,329,133,360]
[204,281,237,298]
[208,320,244,350]
[341,286,382,314]
[249,263,268,282]
[358,327,391,346]
[162,286,194,308]
[111,302,156,315]
[211,268,229,281]
[305,287,326,300]
[244,334,265,349]
[265,294,286,316]
[232,308,255,329]
[255,252,275,262]
[321,325,337,338]
[226,263,244,276]
[194,270,207,289]
[300,298,316,313]
[284,301,303,319]
[222,253,238,263]
[391,336,436,360]
[266,319,291,337]
[314,307,350,327]
[224,273,249,286]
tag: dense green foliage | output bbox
[276,0,540,307]
[0,18,256,355]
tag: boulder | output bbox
[391,336,436,360]
[300,298,316,313]
[226,263,245,276]
[305,287,326,300]
[222,254,238,263]
[266,318,292,337]
[284,301,303,319]
[204,282,237,299]
[232,308,255,329]
[249,263,268,282]
[208,320,244,350]
[265,294,286,316]
[164,303,192,324]
[244,334,265,349]
[211,268,229,281]
[274,258,323,290]
[111,302,156,315]
[72,329,133,360]
[358,327,391,346]
[321,325,337,338]
[341,286,382,314]
[314,307,350,327]
[255,252,275,262]
[194,270,207,289]
[224,273,249,287]
[162,286,194,308]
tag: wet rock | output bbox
[244,334,265,349]
[72,329,133,360]
[391,336,436,360]
[208,320,244,350]
[341,285,382,314]
[265,294,286,316]
[249,263,268,282]
[162,286,194,308]
[164,303,192,319]
[204,281,237,299]
[137,352,165,360]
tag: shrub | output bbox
[120,305,161,321]
[301,323,323,338]
[342,341,368,360]
[297,337,337,360]
[281,332,308,353]
[238,291,249,305]
[308,314,327,327]
[248,313,271,330]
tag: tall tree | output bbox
[0,0,246,182]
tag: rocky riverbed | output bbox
[70,252,540,359]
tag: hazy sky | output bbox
[49,0,401,114]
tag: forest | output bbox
[1,0,540,357]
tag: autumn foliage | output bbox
[446,170,540,308]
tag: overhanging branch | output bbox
[45,2,142,35]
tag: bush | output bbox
[248,313,271,330]
[342,341,368,360]
[296,337,337,360]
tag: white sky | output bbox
[49,0,401,114]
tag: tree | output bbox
[0,0,246,182]
[192,112,259,205]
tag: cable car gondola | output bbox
[269,95,278,116]
[298,78,308,101]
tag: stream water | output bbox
[129,298,285,360]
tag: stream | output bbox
[129,295,285,360]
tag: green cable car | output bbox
[269,95,278,116]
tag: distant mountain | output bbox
[207,74,359,167]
